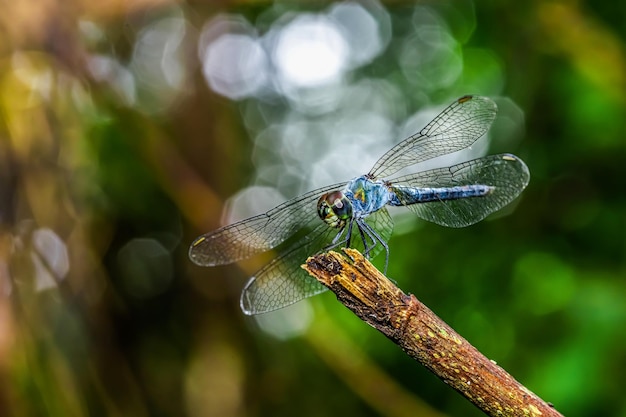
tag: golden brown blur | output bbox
[0,1,625,416]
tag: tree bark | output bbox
[302,248,563,417]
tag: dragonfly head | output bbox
[317,191,353,229]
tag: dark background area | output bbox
[0,1,624,416]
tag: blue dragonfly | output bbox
[190,95,530,315]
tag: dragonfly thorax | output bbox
[317,190,353,229]
[344,175,391,216]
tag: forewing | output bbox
[189,182,346,266]
[389,154,529,228]
[240,207,394,315]
[369,95,497,179]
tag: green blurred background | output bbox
[0,1,624,416]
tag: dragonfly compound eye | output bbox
[317,191,353,228]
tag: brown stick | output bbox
[302,249,563,417]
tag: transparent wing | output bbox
[241,207,394,315]
[189,182,347,266]
[389,154,529,228]
[369,95,497,179]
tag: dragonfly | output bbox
[190,95,530,315]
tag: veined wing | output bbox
[388,154,529,228]
[241,207,393,315]
[369,95,497,179]
[189,182,347,266]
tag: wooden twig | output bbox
[302,248,563,417]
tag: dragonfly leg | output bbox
[356,220,374,258]
[358,219,390,274]
[322,220,353,253]
[343,219,353,248]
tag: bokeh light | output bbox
[31,227,70,291]
[199,14,269,100]
[273,14,349,89]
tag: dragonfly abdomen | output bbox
[388,184,494,206]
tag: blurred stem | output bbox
[303,249,563,417]
[304,312,448,417]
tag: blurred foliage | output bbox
[0,1,625,417]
